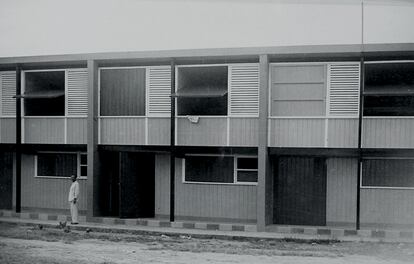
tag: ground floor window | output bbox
[235,157,258,183]
[362,158,414,188]
[35,152,87,179]
[183,155,257,185]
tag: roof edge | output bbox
[0,43,413,65]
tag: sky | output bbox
[0,0,413,58]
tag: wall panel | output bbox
[177,117,227,146]
[269,118,325,147]
[148,118,170,145]
[326,158,357,226]
[21,154,87,211]
[229,118,258,146]
[154,155,256,222]
[100,117,146,145]
[67,118,87,144]
[0,118,16,143]
[361,189,414,227]
[327,118,358,148]
[363,118,414,148]
[24,118,65,144]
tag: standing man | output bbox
[68,174,79,224]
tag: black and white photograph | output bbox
[0,0,414,263]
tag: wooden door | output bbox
[274,157,326,226]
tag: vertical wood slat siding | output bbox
[148,118,170,145]
[269,118,325,147]
[154,155,257,222]
[0,118,16,143]
[155,154,170,216]
[24,118,65,144]
[363,118,414,148]
[100,118,146,145]
[361,189,414,227]
[326,158,357,226]
[21,154,87,211]
[177,117,227,146]
[327,118,359,148]
[67,118,87,144]
[229,118,258,146]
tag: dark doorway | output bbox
[100,152,120,217]
[100,151,155,218]
[273,157,326,226]
[119,152,155,218]
[0,152,13,209]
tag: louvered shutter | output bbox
[148,66,171,116]
[1,71,16,116]
[67,69,88,116]
[328,63,360,116]
[229,64,259,117]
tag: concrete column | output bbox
[257,55,272,231]
[15,65,22,213]
[87,60,100,219]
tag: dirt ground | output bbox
[0,223,414,264]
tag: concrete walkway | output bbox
[1,210,413,243]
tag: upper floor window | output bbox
[24,71,65,116]
[270,63,360,117]
[364,62,414,116]
[175,66,228,116]
[100,68,146,116]
[270,64,326,116]
[20,69,88,117]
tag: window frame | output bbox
[34,151,87,180]
[22,69,66,117]
[182,154,257,186]
[235,156,258,184]
[175,64,230,117]
[360,157,414,190]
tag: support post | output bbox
[169,59,176,222]
[15,65,21,213]
[87,60,100,219]
[257,55,271,231]
[356,56,364,230]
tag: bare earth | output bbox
[0,223,413,264]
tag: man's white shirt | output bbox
[68,181,79,202]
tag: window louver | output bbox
[67,69,88,116]
[328,63,360,116]
[229,64,259,117]
[1,71,16,116]
[148,66,171,116]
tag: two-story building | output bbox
[1,0,413,231]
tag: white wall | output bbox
[364,0,414,44]
[0,0,412,57]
